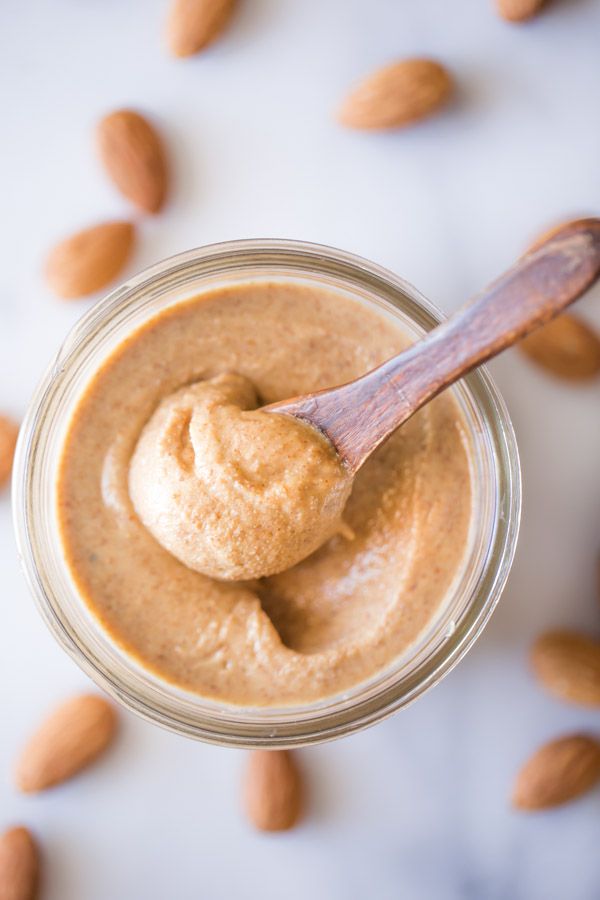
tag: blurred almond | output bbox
[338,59,452,130]
[519,314,600,380]
[513,734,600,810]
[243,750,303,831]
[497,0,546,22]
[16,695,117,792]
[97,110,168,213]
[167,0,236,57]
[45,222,135,300]
[0,415,19,490]
[531,630,600,706]
[0,826,39,900]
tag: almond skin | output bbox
[97,111,168,213]
[16,695,117,793]
[0,826,39,900]
[531,631,600,707]
[497,0,546,22]
[45,222,135,300]
[518,314,600,380]
[167,0,236,57]
[513,734,600,810]
[0,415,19,489]
[338,59,452,130]
[243,750,303,832]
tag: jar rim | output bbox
[12,238,521,747]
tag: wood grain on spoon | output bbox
[266,219,600,473]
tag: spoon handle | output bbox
[270,219,600,473]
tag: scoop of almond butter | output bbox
[129,372,353,581]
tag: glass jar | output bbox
[12,239,521,747]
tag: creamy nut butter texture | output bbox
[128,372,353,580]
[58,281,474,707]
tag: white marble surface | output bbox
[2,0,600,897]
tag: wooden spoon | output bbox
[266,218,600,473]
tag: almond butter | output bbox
[0,826,39,900]
[243,750,303,832]
[45,221,135,300]
[338,59,452,130]
[166,0,236,57]
[513,734,600,810]
[531,630,600,707]
[16,694,117,793]
[497,0,546,22]
[0,415,19,490]
[97,111,168,213]
[518,314,600,380]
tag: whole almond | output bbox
[531,630,600,706]
[167,0,236,57]
[243,750,303,831]
[518,314,600,380]
[0,415,19,489]
[45,222,135,300]
[0,827,39,900]
[97,111,168,213]
[16,695,117,793]
[513,734,600,809]
[497,0,546,22]
[338,59,452,130]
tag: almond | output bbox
[497,0,546,22]
[166,0,237,58]
[0,826,39,900]
[97,111,168,213]
[243,750,303,831]
[338,59,452,130]
[16,694,117,793]
[518,314,600,380]
[0,415,19,490]
[45,222,135,300]
[513,734,600,809]
[531,630,600,707]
